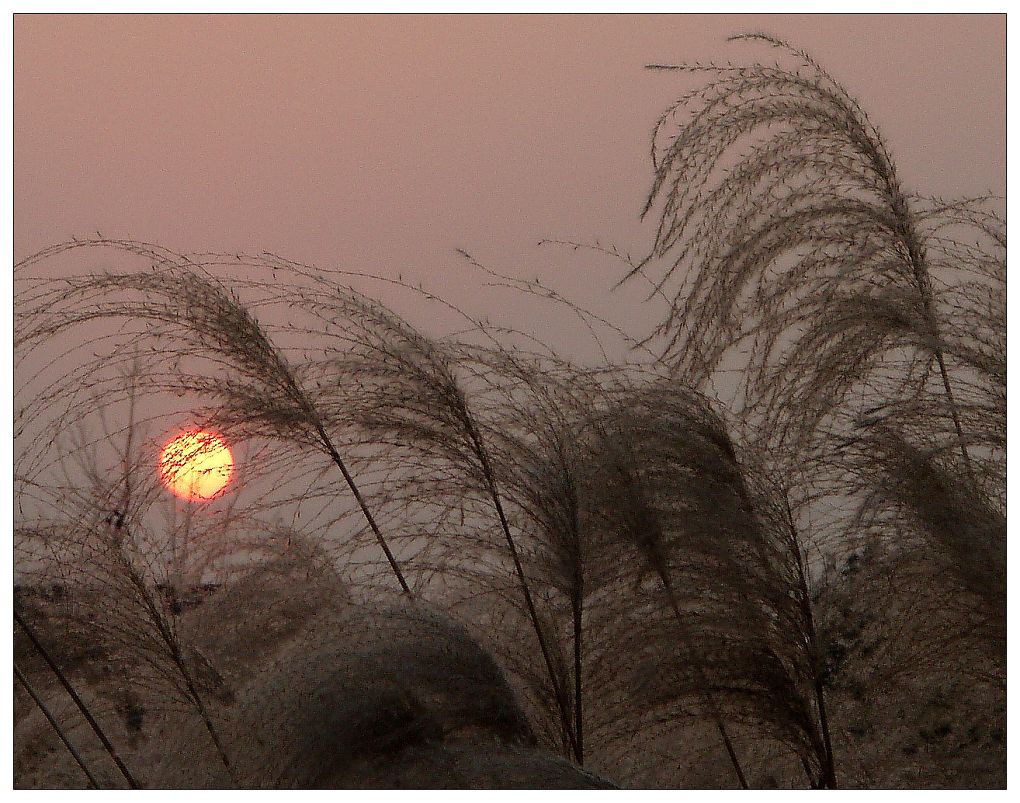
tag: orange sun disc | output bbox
[159,430,234,501]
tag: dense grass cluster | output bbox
[14,37,1003,788]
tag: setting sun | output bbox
[159,431,234,501]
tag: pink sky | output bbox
[15,14,1004,341]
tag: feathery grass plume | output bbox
[814,533,1006,787]
[483,362,600,765]
[429,351,641,766]
[15,241,588,755]
[14,370,371,786]
[840,419,1005,655]
[15,239,410,594]
[577,380,839,787]
[422,252,678,765]
[817,239,1006,661]
[153,590,614,788]
[630,40,1004,746]
[314,299,660,767]
[803,373,1005,784]
[580,384,749,786]
[294,284,587,761]
[15,384,241,781]
[15,509,238,783]
[631,35,1002,475]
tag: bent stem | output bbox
[14,607,141,789]
[657,574,749,790]
[107,531,237,784]
[782,492,836,789]
[603,449,748,788]
[464,416,580,762]
[312,419,411,596]
[571,585,584,765]
[15,661,101,789]
[889,192,974,481]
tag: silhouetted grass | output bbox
[13,34,1003,789]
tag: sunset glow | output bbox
[159,431,234,501]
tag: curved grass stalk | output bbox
[630,34,1000,478]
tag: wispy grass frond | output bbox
[630,35,1003,478]
[576,381,836,786]
[16,239,410,593]
[842,422,1005,652]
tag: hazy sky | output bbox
[10,12,1008,578]
[14,14,1005,344]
